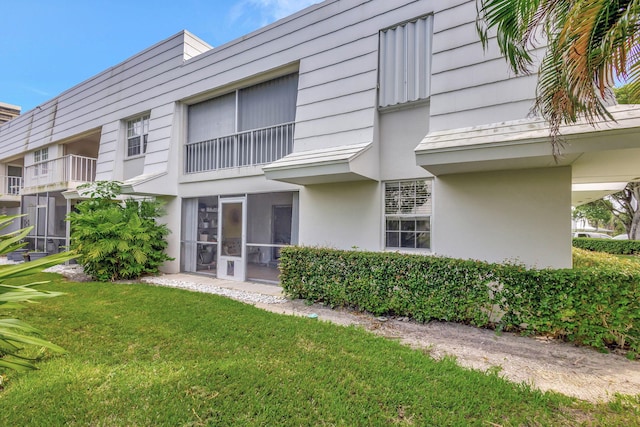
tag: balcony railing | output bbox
[24,155,97,189]
[185,122,294,174]
[0,175,23,196]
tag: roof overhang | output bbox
[62,172,176,200]
[571,182,629,206]
[119,172,176,196]
[415,104,640,176]
[263,142,377,185]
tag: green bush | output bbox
[573,247,640,272]
[280,246,640,354]
[67,181,172,282]
[573,237,640,254]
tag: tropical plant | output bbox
[476,0,640,154]
[67,181,172,281]
[572,199,614,229]
[0,214,76,372]
[614,83,640,104]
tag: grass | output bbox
[0,273,638,426]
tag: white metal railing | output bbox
[24,155,97,188]
[1,175,23,195]
[185,122,294,173]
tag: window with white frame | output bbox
[378,15,433,108]
[185,73,298,173]
[33,148,48,176]
[384,179,432,249]
[126,114,150,157]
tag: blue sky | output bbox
[1,0,319,113]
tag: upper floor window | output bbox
[33,148,48,176]
[379,15,433,108]
[185,73,298,173]
[384,179,432,249]
[127,114,150,157]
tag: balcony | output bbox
[23,155,97,194]
[0,175,23,202]
[185,122,294,174]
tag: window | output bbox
[127,114,150,157]
[33,148,48,176]
[185,73,298,173]
[379,15,433,108]
[385,180,432,249]
[7,165,22,195]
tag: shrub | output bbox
[67,181,172,281]
[280,246,640,354]
[573,247,640,272]
[572,237,640,255]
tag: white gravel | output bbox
[40,262,287,305]
[139,276,287,305]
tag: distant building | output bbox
[0,102,20,124]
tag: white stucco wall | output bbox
[158,195,182,274]
[378,103,432,181]
[298,181,381,250]
[433,167,572,268]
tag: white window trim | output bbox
[33,147,49,176]
[126,114,150,158]
[383,179,433,251]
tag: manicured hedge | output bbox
[573,237,640,255]
[279,247,640,354]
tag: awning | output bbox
[62,172,176,200]
[415,104,640,176]
[263,142,377,185]
[119,172,176,196]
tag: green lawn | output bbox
[0,273,638,426]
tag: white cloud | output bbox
[252,0,320,20]
[25,85,51,97]
[230,0,319,28]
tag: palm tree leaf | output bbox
[0,358,38,372]
[477,0,640,153]
[0,251,77,280]
[0,329,66,353]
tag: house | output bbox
[0,0,639,282]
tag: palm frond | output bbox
[477,0,640,153]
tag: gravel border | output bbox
[140,276,287,305]
[41,263,287,305]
